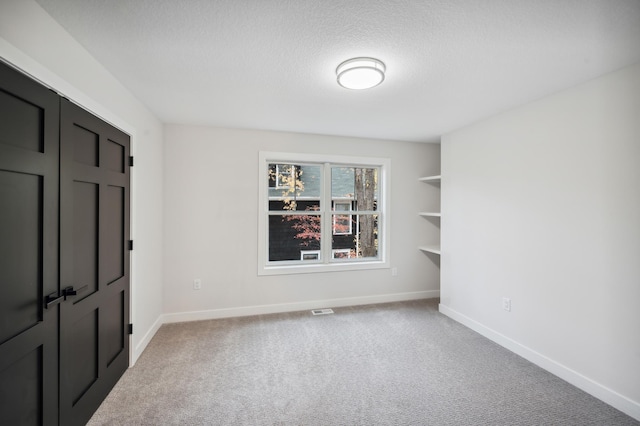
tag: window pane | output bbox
[331,167,354,198]
[332,214,378,259]
[269,164,321,211]
[332,167,378,211]
[354,168,378,212]
[268,214,321,261]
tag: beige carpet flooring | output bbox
[88,299,638,425]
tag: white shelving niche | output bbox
[418,175,441,256]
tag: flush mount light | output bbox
[336,57,386,90]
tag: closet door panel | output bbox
[0,171,41,341]
[0,61,60,426]
[59,99,130,426]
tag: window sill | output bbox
[259,259,390,276]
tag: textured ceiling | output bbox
[35,0,640,142]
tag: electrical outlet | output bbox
[502,297,511,312]
[193,279,202,290]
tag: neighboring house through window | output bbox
[332,201,353,236]
[300,250,321,260]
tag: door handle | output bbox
[44,292,64,309]
[63,285,88,298]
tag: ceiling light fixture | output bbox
[336,57,386,90]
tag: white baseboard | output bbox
[130,315,164,366]
[438,303,640,422]
[164,290,439,324]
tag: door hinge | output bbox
[128,240,133,251]
[129,156,134,167]
[128,324,133,335]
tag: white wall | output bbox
[0,0,165,363]
[440,63,640,420]
[163,125,440,320]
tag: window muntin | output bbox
[259,152,389,275]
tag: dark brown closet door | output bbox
[0,62,60,425]
[59,99,130,426]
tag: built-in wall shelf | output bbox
[418,175,441,183]
[418,175,441,258]
[419,245,441,255]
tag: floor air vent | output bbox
[311,308,334,316]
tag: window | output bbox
[259,152,390,275]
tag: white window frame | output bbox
[258,151,390,276]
